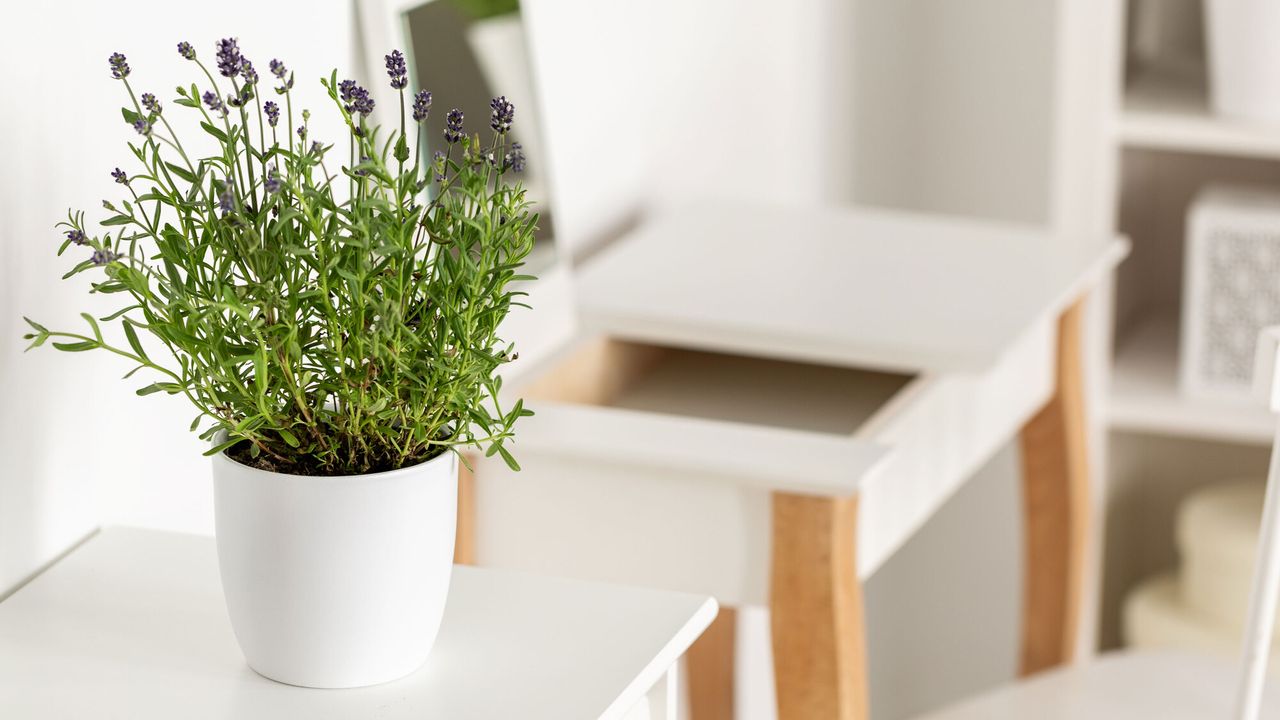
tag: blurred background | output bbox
[5,0,1280,717]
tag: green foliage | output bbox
[26,55,537,476]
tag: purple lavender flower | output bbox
[432,150,446,182]
[339,79,375,117]
[111,168,128,185]
[215,38,242,78]
[108,52,129,80]
[240,59,258,86]
[385,50,407,90]
[489,96,514,134]
[217,179,235,213]
[310,141,322,155]
[269,59,287,79]
[354,156,371,177]
[412,90,432,123]
[297,124,307,142]
[264,167,281,194]
[509,142,526,173]
[177,41,196,60]
[203,91,227,117]
[133,118,151,136]
[263,101,279,127]
[444,108,464,144]
[65,229,87,246]
[91,249,121,266]
[141,93,161,115]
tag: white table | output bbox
[469,201,1128,719]
[0,527,717,720]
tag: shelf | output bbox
[1110,315,1274,444]
[1119,71,1280,160]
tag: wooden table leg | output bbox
[454,455,476,566]
[770,492,867,720]
[687,606,736,720]
[1018,299,1090,676]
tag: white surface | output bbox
[1125,573,1249,660]
[1180,480,1268,629]
[576,202,1125,374]
[1111,314,1276,443]
[1205,0,1280,124]
[211,450,457,688]
[0,527,716,720]
[918,651,1280,719]
[1120,69,1280,159]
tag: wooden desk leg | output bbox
[770,492,867,720]
[687,607,736,720]
[1018,299,1089,676]
[454,455,476,566]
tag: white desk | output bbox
[0,527,717,720]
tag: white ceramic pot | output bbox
[211,442,458,688]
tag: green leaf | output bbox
[100,214,133,227]
[165,162,198,184]
[136,382,181,396]
[122,321,148,360]
[203,438,241,457]
[52,341,96,352]
[200,122,228,143]
[277,427,300,448]
[121,107,140,126]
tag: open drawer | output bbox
[477,318,1055,605]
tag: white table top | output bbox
[576,201,1127,374]
[0,527,717,719]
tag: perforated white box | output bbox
[1182,185,1280,402]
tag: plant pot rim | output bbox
[210,429,456,482]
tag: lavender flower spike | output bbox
[65,229,87,246]
[203,91,227,118]
[177,41,196,60]
[269,59,287,79]
[443,108,464,144]
[412,90,432,123]
[111,168,128,185]
[91,249,121,266]
[133,118,151,136]
[385,50,407,90]
[108,53,129,80]
[489,96,514,134]
[339,79,375,117]
[215,38,242,78]
[264,166,281,194]
[509,142,526,173]
[217,179,235,213]
[264,101,280,128]
[240,59,259,86]
[141,93,161,115]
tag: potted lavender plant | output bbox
[23,39,536,688]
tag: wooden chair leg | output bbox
[454,456,476,566]
[1018,299,1090,676]
[686,606,736,720]
[770,492,867,720]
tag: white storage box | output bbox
[1182,185,1280,402]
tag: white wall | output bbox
[0,0,362,595]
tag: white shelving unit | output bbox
[1110,314,1274,444]
[1099,0,1280,651]
[1120,70,1280,161]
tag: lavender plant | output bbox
[24,40,538,475]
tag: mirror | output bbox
[399,0,557,270]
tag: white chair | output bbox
[921,327,1280,720]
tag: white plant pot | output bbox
[211,442,458,688]
[1205,0,1280,122]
